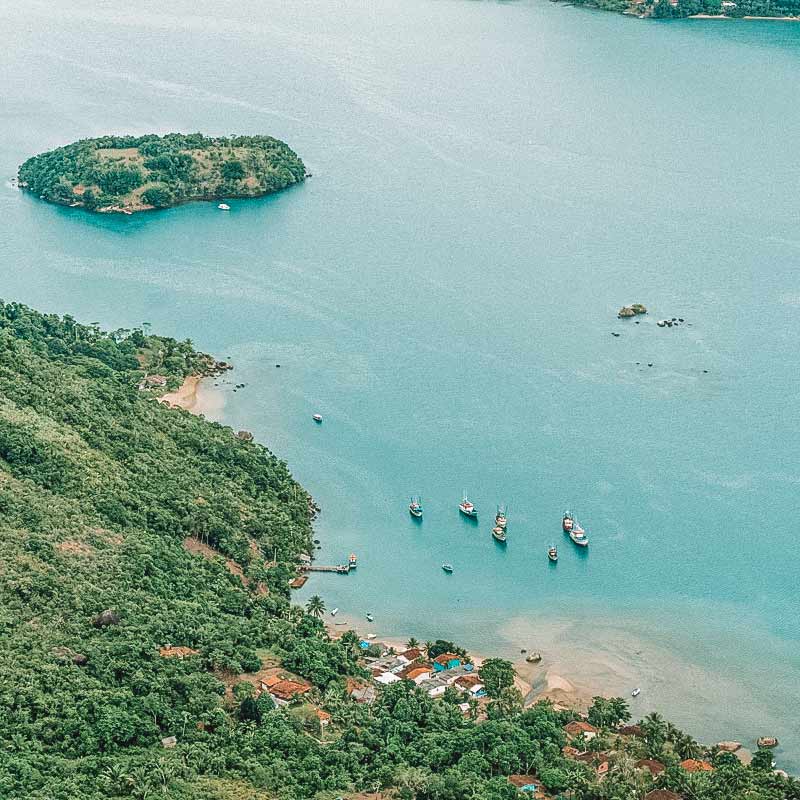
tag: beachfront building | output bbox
[454,674,485,697]
[368,654,410,674]
[432,653,462,671]
[398,664,433,684]
[400,647,423,661]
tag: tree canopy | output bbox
[18,133,306,213]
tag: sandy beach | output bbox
[159,375,226,418]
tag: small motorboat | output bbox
[218,203,231,210]
[495,505,507,529]
[459,493,478,518]
[366,633,377,640]
[312,413,323,423]
[548,546,558,562]
[526,652,542,663]
[330,608,338,616]
[562,511,574,533]
[409,496,423,518]
[631,687,641,698]
[442,563,454,573]
[349,553,358,568]
[492,526,507,543]
[366,613,374,622]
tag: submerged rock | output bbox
[618,306,636,318]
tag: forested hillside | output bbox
[0,303,797,800]
[17,133,306,213]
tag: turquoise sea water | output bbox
[2,0,800,770]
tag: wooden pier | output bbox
[301,564,351,574]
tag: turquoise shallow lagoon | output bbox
[2,0,799,770]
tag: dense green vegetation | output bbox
[1,302,798,800]
[17,133,306,213]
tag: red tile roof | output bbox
[269,679,311,701]
[455,674,483,688]
[433,653,460,665]
[401,647,423,660]
[564,720,598,736]
[680,759,713,773]
[636,758,666,776]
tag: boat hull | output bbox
[459,507,477,517]
[409,508,423,518]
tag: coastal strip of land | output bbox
[159,374,226,418]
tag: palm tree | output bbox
[424,640,435,656]
[306,594,326,618]
[406,637,420,650]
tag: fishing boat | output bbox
[569,520,589,547]
[492,526,507,543]
[631,687,641,697]
[495,505,507,529]
[562,510,574,533]
[330,608,339,616]
[548,546,558,562]
[349,553,358,568]
[366,613,374,622]
[442,563,454,573]
[312,413,323,423]
[218,203,231,210]
[459,493,478,518]
[409,496,423,518]
[526,652,542,663]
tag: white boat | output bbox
[330,608,338,616]
[569,521,589,547]
[409,496,423,518]
[312,413,323,423]
[366,613,374,622]
[442,563,454,573]
[218,203,231,210]
[459,492,477,518]
[631,687,641,697]
[366,633,377,640]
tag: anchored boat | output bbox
[569,520,589,547]
[312,413,323,423]
[459,493,478,518]
[366,612,374,622]
[442,563,454,573]
[492,525,507,543]
[349,553,358,568]
[562,510,574,533]
[548,546,558,562]
[495,505,507,529]
[409,496,423,518]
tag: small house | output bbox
[563,720,598,741]
[268,679,311,706]
[374,671,401,685]
[314,709,331,727]
[454,674,486,697]
[636,759,666,777]
[401,647,423,661]
[680,759,713,773]
[507,774,543,796]
[432,653,462,671]
[400,665,433,684]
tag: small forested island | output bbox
[17,133,306,214]
[0,302,796,800]
[559,0,799,19]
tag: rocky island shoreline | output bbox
[17,132,306,214]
